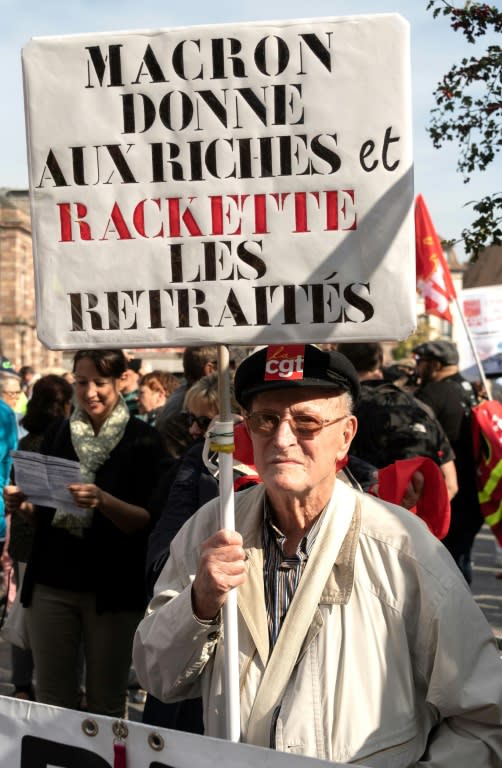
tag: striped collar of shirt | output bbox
[262,496,326,649]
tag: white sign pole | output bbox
[215,344,240,741]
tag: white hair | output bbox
[0,372,21,395]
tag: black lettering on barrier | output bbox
[149,763,175,768]
[21,735,110,767]
[150,763,176,768]
[20,735,180,768]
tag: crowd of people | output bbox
[0,344,223,714]
[0,340,501,765]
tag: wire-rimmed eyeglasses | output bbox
[246,411,349,439]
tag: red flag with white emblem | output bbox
[415,194,457,323]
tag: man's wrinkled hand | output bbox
[192,529,247,621]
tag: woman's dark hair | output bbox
[21,375,74,434]
[72,349,127,379]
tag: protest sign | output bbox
[0,694,356,768]
[456,284,502,379]
[22,14,414,349]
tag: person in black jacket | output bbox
[337,342,458,501]
[4,349,164,716]
[413,340,482,583]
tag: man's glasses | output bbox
[246,411,348,439]
[4,390,21,398]
[187,413,212,431]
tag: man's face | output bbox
[416,358,438,384]
[246,387,357,502]
[1,379,21,409]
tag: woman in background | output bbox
[4,349,163,717]
[138,370,180,427]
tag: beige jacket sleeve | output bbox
[133,506,222,704]
[415,577,502,766]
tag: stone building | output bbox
[0,188,63,372]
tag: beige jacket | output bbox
[133,481,502,767]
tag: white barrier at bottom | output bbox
[0,694,356,768]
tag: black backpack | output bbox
[350,382,446,469]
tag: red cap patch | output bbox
[264,345,305,381]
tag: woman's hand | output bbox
[68,483,102,509]
[68,484,151,533]
[3,485,28,514]
[3,485,34,522]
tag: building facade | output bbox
[0,188,63,372]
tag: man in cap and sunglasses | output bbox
[134,344,502,766]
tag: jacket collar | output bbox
[241,480,360,747]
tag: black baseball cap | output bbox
[234,344,360,408]
[413,341,458,366]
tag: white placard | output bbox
[0,694,358,767]
[457,284,502,378]
[22,14,415,349]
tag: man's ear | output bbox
[336,415,357,460]
[344,414,357,439]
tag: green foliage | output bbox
[392,318,432,359]
[462,191,502,254]
[426,2,502,258]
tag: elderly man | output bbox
[134,344,502,766]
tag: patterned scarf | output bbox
[51,396,130,536]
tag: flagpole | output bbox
[215,344,241,742]
[453,296,490,396]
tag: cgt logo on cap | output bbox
[264,345,305,381]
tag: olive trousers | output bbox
[26,583,142,717]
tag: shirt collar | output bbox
[263,496,326,559]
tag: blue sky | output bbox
[1,0,499,261]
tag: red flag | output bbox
[415,194,457,322]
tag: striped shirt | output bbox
[263,499,326,649]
